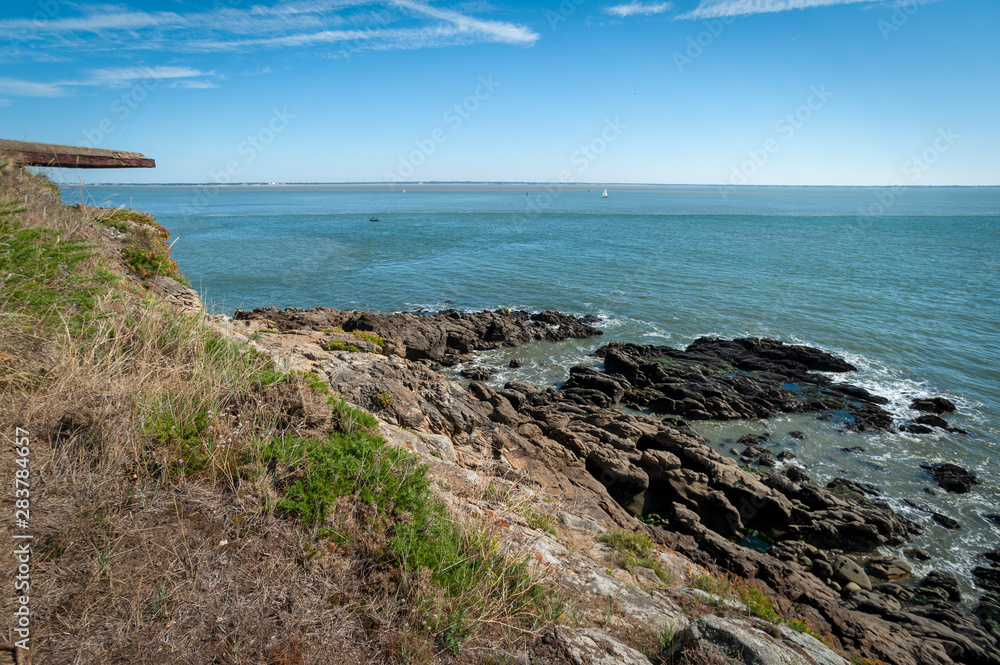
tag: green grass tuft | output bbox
[599,530,673,584]
[327,338,365,353]
[691,573,781,622]
[352,330,384,346]
[0,200,100,321]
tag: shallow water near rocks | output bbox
[65,182,1000,595]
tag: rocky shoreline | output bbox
[229,305,998,664]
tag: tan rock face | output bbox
[152,275,202,314]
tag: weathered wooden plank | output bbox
[0,139,155,168]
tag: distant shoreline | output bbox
[60,181,999,189]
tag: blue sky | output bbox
[1,0,996,185]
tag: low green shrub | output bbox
[600,530,654,558]
[327,338,364,353]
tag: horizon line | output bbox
[56,180,999,188]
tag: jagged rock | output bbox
[868,556,912,581]
[915,414,950,428]
[658,521,1000,665]
[632,566,661,586]
[979,595,1000,640]
[381,423,457,464]
[234,306,602,361]
[460,365,495,381]
[152,275,202,313]
[509,358,524,368]
[739,433,770,446]
[921,462,979,493]
[786,466,811,484]
[562,366,627,404]
[911,397,957,414]
[879,583,916,604]
[904,548,931,562]
[560,512,606,535]
[826,478,880,496]
[667,614,850,665]
[536,626,652,665]
[591,339,897,432]
[975,567,1000,592]
[921,571,962,602]
[932,512,962,530]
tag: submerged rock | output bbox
[459,365,495,381]
[912,397,957,414]
[921,462,979,493]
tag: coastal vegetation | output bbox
[0,164,556,662]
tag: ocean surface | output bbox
[63,182,1000,595]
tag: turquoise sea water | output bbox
[64,182,999,592]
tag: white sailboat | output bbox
[602,188,609,199]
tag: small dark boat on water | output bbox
[369,217,380,222]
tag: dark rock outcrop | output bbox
[592,338,896,432]
[921,571,962,602]
[235,306,602,362]
[921,462,979,493]
[912,397,957,414]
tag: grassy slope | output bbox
[0,165,557,664]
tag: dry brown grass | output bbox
[0,165,558,664]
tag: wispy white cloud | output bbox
[0,0,538,62]
[175,80,221,89]
[76,66,218,87]
[678,0,871,20]
[605,2,673,18]
[0,77,66,97]
[392,0,538,44]
[0,66,221,98]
